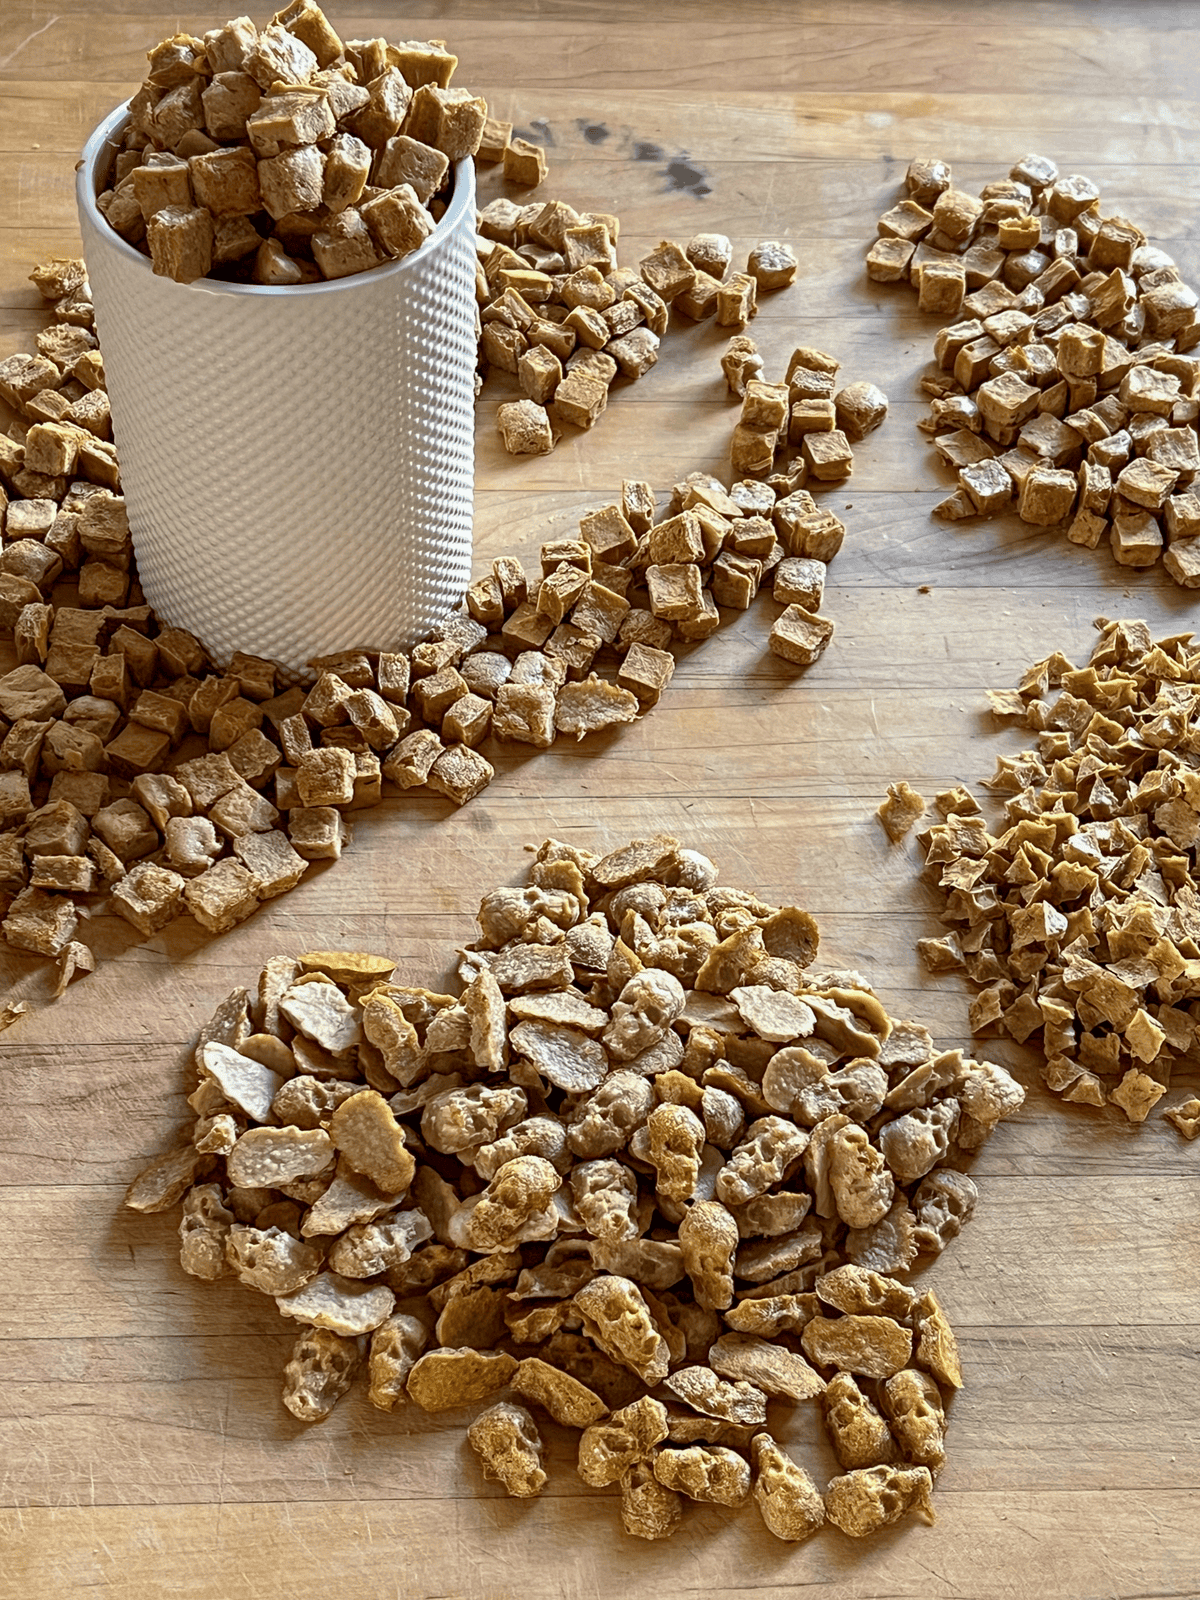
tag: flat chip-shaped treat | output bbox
[329,1089,416,1194]
[513,1356,608,1428]
[406,1348,519,1413]
[591,834,683,889]
[197,1039,284,1123]
[226,1126,334,1189]
[275,1270,395,1335]
[300,1161,396,1236]
[554,674,640,739]
[280,978,363,1053]
[298,949,396,985]
[801,1312,913,1378]
[913,1289,963,1389]
[723,1292,817,1337]
[509,1019,608,1091]
[815,1263,916,1320]
[662,1364,768,1425]
[729,985,815,1042]
[124,1144,204,1213]
[707,1332,826,1401]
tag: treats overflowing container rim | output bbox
[76,99,473,299]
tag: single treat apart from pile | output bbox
[909,617,1200,1137]
[94,5,486,284]
[480,213,797,455]
[125,833,1024,1541]
[867,153,1200,585]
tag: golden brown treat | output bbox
[751,1435,826,1542]
[653,1445,751,1506]
[620,1459,684,1541]
[466,1401,547,1497]
[877,781,926,843]
[825,1465,936,1537]
[405,1348,519,1413]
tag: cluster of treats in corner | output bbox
[125,833,1024,1541]
[868,152,1200,585]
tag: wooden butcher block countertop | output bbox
[0,2,1197,1596]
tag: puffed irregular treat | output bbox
[678,1198,738,1310]
[825,1464,936,1537]
[578,1396,670,1487]
[467,1400,547,1498]
[751,1435,826,1542]
[282,1326,365,1422]
[653,1445,751,1507]
[620,1458,684,1541]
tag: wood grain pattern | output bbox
[1,2,1198,1597]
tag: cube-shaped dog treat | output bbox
[801,430,854,481]
[769,604,835,665]
[504,138,548,187]
[146,205,214,283]
[646,562,704,621]
[405,85,488,161]
[258,145,326,220]
[497,399,554,455]
[201,71,263,141]
[361,184,435,259]
[747,240,798,290]
[288,806,346,860]
[184,858,260,933]
[296,747,356,807]
[111,860,188,935]
[916,258,967,317]
[639,240,696,304]
[1018,466,1077,525]
[427,744,495,805]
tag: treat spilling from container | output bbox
[76,5,481,677]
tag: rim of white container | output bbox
[76,99,474,297]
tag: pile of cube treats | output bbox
[0,255,843,978]
[867,153,1200,585]
[93,3,495,285]
[480,211,796,455]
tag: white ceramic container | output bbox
[76,103,476,677]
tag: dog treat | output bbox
[123,838,1022,1542]
[94,6,486,283]
[872,155,1200,583]
[909,616,1200,1136]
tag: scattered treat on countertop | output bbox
[125,834,1023,1538]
